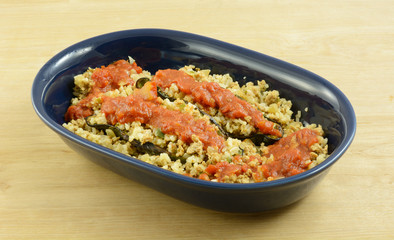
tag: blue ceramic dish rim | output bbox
[32,28,356,190]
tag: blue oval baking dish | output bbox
[31,29,356,213]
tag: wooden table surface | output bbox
[1,0,393,239]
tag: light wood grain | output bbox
[1,0,393,239]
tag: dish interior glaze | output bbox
[32,29,356,213]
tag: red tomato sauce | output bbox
[65,60,142,122]
[91,60,141,92]
[262,128,319,178]
[101,82,226,151]
[203,128,319,182]
[152,69,282,137]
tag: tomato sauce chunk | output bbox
[262,128,319,178]
[91,60,141,93]
[65,60,142,122]
[204,128,319,182]
[152,69,281,137]
[100,82,226,151]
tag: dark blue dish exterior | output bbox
[32,29,356,213]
